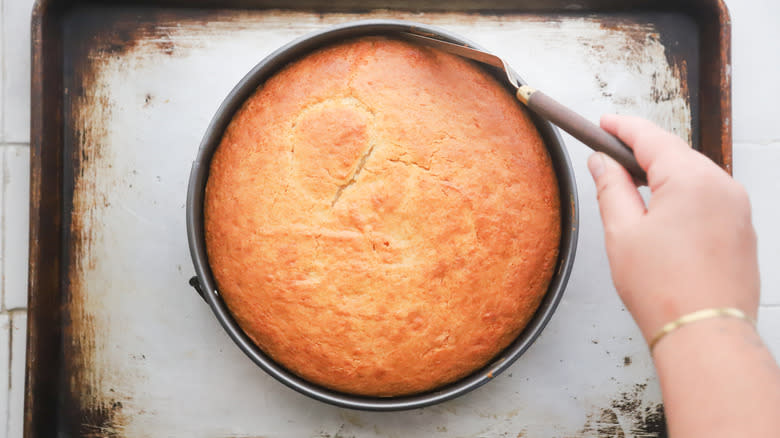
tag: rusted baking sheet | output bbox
[28,0,730,437]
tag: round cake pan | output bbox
[186,19,579,411]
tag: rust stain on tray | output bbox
[580,14,695,146]
[62,8,280,435]
[579,384,668,437]
[63,9,142,436]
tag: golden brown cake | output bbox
[204,37,561,397]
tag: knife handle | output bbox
[517,85,648,186]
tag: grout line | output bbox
[0,143,30,149]
[733,140,780,147]
[5,311,12,438]
[7,310,25,438]
[3,306,27,312]
[7,314,14,393]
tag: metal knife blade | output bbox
[400,32,519,89]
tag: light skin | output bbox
[588,114,780,437]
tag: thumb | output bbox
[588,152,645,233]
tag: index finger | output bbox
[600,114,692,189]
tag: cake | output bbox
[204,37,561,396]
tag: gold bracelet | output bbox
[648,307,755,352]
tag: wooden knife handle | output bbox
[517,86,648,186]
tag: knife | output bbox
[401,32,648,186]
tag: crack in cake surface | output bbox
[330,141,377,207]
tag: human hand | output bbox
[588,114,759,342]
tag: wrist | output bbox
[650,312,759,359]
[628,297,759,347]
[650,312,780,438]
[648,308,755,352]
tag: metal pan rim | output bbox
[186,19,579,411]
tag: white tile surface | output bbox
[8,312,26,438]
[0,149,5,308]
[758,307,780,363]
[2,0,34,143]
[0,5,4,144]
[733,143,780,306]
[0,314,10,438]
[727,0,780,143]
[2,146,29,310]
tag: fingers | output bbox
[588,152,646,232]
[600,114,692,189]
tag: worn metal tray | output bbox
[28,0,731,436]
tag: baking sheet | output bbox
[31,3,722,436]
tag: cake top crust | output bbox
[204,37,561,396]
